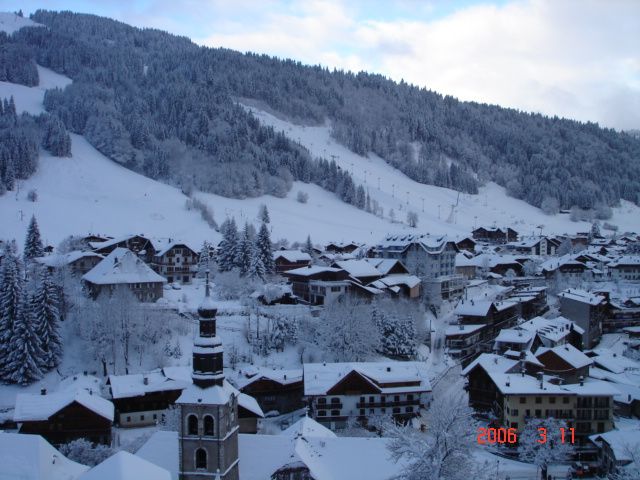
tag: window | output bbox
[369,409,374,414]
[195,448,207,470]
[550,397,556,404]
[318,398,326,404]
[360,396,365,404]
[204,415,214,436]
[153,414,157,420]
[526,410,530,417]
[563,397,570,404]
[511,422,518,429]
[535,410,541,417]
[369,396,375,403]
[126,416,131,423]
[405,406,413,413]
[331,410,340,416]
[535,397,542,404]
[393,407,401,414]
[407,394,414,402]
[360,409,365,415]
[331,286,342,292]
[394,395,400,402]
[381,408,386,413]
[188,414,198,435]
[140,415,145,421]
[317,411,326,417]
[511,409,519,416]
[331,397,340,404]
[519,396,526,404]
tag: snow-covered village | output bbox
[1,3,639,480]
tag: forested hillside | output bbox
[4,10,640,212]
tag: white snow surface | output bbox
[0,65,71,115]
[82,248,166,285]
[536,344,593,369]
[0,432,89,480]
[0,12,42,34]
[79,451,171,480]
[14,390,115,422]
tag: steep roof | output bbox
[79,451,170,480]
[83,248,166,285]
[280,416,337,439]
[14,390,114,422]
[303,361,431,396]
[454,299,493,317]
[334,260,381,279]
[232,367,303,390]
[590,430,640,463]
[108,371,190,400]
[461,353,518,376]
[557,289,606,306]
[36,251,104,268]
[176,379,239,406]
[283,266,342,277]
[536,344,593,369]
[376,233,454,254]
[273,250,312,262]
[0,432,89,480]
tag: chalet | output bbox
[507,286,548,319]
[283,266,350,305]
[590,430,640,477]
[90,234,156,261]
[558,289,607,349]
[14,389,114,446]
[375,233,463,305]
[563,379,618,444]
[607,256,640,281]
[493,328,537,354]
[445,323,486,361]
[273,249,312,274]
[303,361,432,429]
[149,240,199,284]
[368,273,421,299]
[107,370,191,427]
[332,259,383,285]
[504,236,550,256]
[604,297,640,332]
[455,235,477,253]
[36,250,104,275]
[82,248,167,302]
[519,316,584,349]
[455,253,525,279]
[535,344,593,384]
[462,353,543,411]
[540,255,590,278]
[472,226,518,244]
[81,451,171,480]
[324,241,360,254]
[233,368,304,415]
[454,298,520,342]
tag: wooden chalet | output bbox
[324,241,360,254]
[234,368,304,415]
[283,266,351,305]
[36,250,104,276]
[14,389,114,446]
[535,344,593,384]
[472,227,518,244]
[149,240,199,284]
[273,249,312,274]
[455,236,477,253]
[90,234,156,261]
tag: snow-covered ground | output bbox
[243,105,640,236]
[0,65,71,115]
[0,11,41,34]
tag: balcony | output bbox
[356,400,419,409]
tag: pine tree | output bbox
[32,270,62,370]
[256,222,275,275]
[258,204,270,224]
[248,243,266,281]
[0,247,23,380]
[217,218,239,272]
[303,234,314,255]
[4,291,45,385]
[24,215,44,263]
[198,241,212,276]
[237,223,253,276]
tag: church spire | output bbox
[192,270,224,387]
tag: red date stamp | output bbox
[477,427,575,444]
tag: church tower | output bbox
[177,272,239,480]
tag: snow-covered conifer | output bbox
[32,269,62,370]
[217,218,239,272]
[258,204,270,224]
[4,291,44,385]
[0,247,23,378]
[237,223,253,275]
[24,215,44,263]
[256,222,274,275]
[247,243,266,281]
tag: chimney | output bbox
[284,374,287,381]
[536,372,544,389]
[506,376,510,387]
[579,376,584,386]
[387,367,391,372]
[521,366,525,378]
[89,389,93,395]
[83,371,87,376]
[143,376,149,385]
[40,388,47,396]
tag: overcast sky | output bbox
[6,0,639,130]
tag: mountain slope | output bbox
[5,10,639,214]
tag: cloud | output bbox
[194,0,640,130]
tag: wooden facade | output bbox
[239,377,304,415]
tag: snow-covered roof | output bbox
[273,250,312,262]
[135,432,179,480]
[151,239,198,257]
[590,430,640,463]
[454,299,493,317]
[445,324,485,336]
[503,350,544,368]
[374,274,421,289]
[83,248,166,285]
[557,289,605,306]
[176,379,239,406]
[303,361,431,396]
[334,260,381,278]
[364,258,407,275]
[505,237,543,249]
[455,253,524,268]
[490,372,567,395]
[536,344,593,369]
[608,255,640,267]
[108,371,190,400]
[519,316,584,341]
[376,233,454,254]
[461,353,518,376]
[283,266,342,276]
[280,416,337,439]
[57,374,103,395]
[79,451,171,480]
[89,234,145,251]
[14,390,114,422]
[238,393,265,418]
[232,367,303,390]
[591,351,640,374]
[0,432,89,480]
[36,251,104,268]
[562,378,621,397]
[494,328,535,345]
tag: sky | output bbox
[5,0,639,130]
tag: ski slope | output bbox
[0,12,41,35]
[243,105,640,236]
